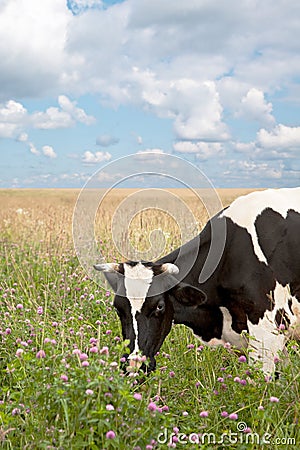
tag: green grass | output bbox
[0,190,299,449]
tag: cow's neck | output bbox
[172,301,224,343]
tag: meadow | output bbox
[0,188,299,449]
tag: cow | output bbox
[94,187,300,374]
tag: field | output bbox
[0,188,299,449]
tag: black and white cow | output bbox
[94,188,300,373]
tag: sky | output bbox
[0,0,300,188]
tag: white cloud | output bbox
[174,141,224,160]
[225,160,283,182]
[136,148,164,155]
[257,124,300,149]
[97,171,123,183]
[58,95,95,125]
[17,132,28,142]
[32,107,74,130]
[234,141,256,153]
[82,150,112,163]
[96,134,119,147]
[29,142,40,156]
[0,0,69,99]
[32,95,95,129]
[236,88,275,125]
[0,96,95,138]
[0,100,27,138]
[135,148,165,159]
[42,145,57,159]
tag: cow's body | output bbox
[95,188,300,373]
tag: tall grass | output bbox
[0,189,299,449]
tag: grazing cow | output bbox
[94,188,300,373]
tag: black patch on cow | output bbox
[255,208,300,290]
[125,261,139,267]
[275,308,290,328]
[213,217,276,326]
[117,263,125,274]
[173,303,223,342]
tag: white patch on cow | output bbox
[220,307,248,350]
[220,187,300,263]
[247,282,298,373]
[123,262,154,358]
[201,337,226,347]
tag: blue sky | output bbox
[0,0,300,188]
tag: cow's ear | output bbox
[171,282,206,306]
[93,263,124,293]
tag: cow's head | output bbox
[94,260,206,371]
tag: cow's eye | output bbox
[156,302,165,313]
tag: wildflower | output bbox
[89,346,98,353]
[72,348,81,356]
[182,411,189,416]
[16,304,23,310]
[229,413,238,420]
[270,396,279,403]
[106,430,116,439]
[85,389,94,395]
[258,405,264,411]
[100,346,109,355]
[162,405,169,411]
[169,371,175,378]
[221,411,228,417]
[106,404,114,411]
[187,344,194,349]
[12,408,21,416]
[16,349,24,357]
[110,362,118,369]
[5,328,11,334]
[238,355,247,363]
[200,411,209,418]
[134,393,142,401]
[80,353,88,361]
[147,402,157,412]
[37,306,43,315]
[60,374,68,382]
[82,361,89,367]
[36,350,46,359]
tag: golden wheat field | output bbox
[0,188,257,260]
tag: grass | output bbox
[0,189,299,449]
